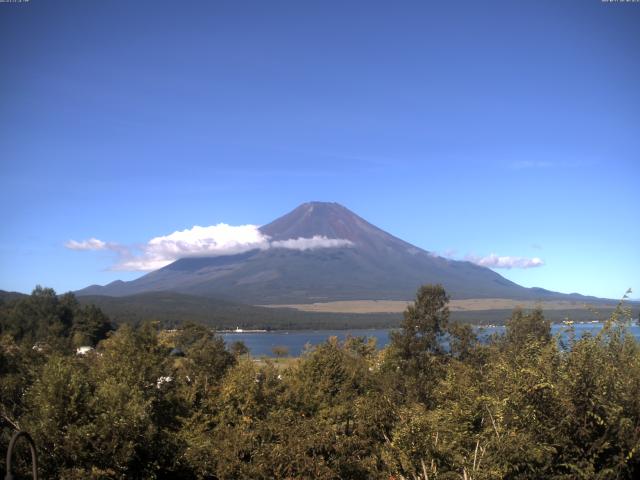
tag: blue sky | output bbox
[1,0,638,300]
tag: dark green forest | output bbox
[1,286,639,479]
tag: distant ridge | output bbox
[77,202,602,304]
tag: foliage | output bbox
[505,306,551,347]
[1,285,639,479]
[0,286,113,350]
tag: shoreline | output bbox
[217,319,638,334]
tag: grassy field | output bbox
[260,298,621,314]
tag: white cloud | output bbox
[64,238,109,251]
[465,253,544,269]
[112,224,271,271]
[271,236,353,250]
[69,224,354,271]
[146,224,270,258]
[111,257,171,272]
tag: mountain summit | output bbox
[261,202,412,250]
[77,202,572,303]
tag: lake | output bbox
[221,322,640,357]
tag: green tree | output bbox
[22,355,94,477]
[0,287,112,354]
[391,284,450,357]
[230,340,250,357]
[387,284,450,404]
[505,306,551,347]
[447,322,477,361]
[71,304,113,347]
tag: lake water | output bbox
[221,322,640,357]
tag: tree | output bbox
[4,285,640,479]
[172,323,236,410]
[71,304,113,347]
[386,284,451,404]
[505,306,551,347]
[230,340,250,357]
[447,322,477,360]
[272,345,289,359]
[391,284,450,357]
[344,335,377,359]
[174,322,212,350]
[0,288,112,353]
[0,286,64,344]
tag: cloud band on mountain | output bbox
[271,236,353,250]
[66,224,353,271]
[465,253,544,269]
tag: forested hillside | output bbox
[1,286,639,479]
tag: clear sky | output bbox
[1,0,638,300]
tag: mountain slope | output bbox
[77,202,594,304]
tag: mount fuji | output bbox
[77,202,586,305]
